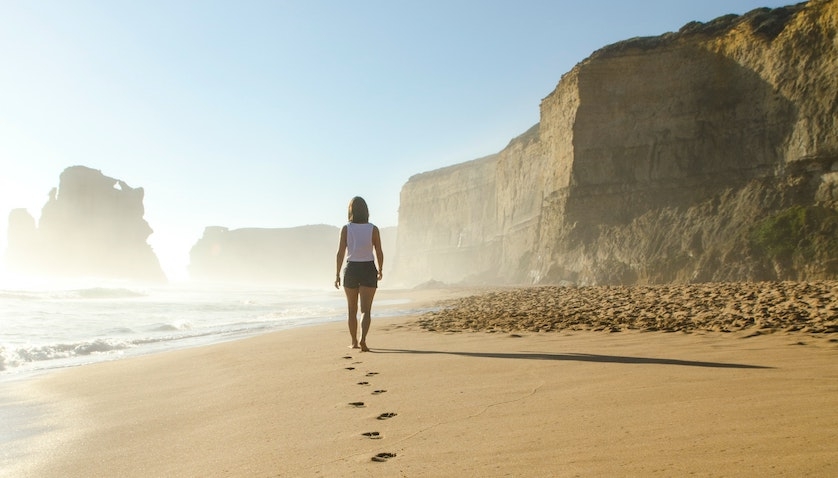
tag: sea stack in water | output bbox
[5,166,167,282]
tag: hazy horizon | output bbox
[0,0,794,280]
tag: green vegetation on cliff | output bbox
[750,205,838,266]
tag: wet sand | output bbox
[7,282,838,477]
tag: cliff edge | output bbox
[393,0,838,286]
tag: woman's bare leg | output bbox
[358,285,377,352]
[344,286,360,348]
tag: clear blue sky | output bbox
[0,0,796,280]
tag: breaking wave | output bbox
[0,339,132,372]
[0,287,147,301]
[0,328,232,373]
[71,287,148,299]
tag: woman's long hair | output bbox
[348,196,369,223]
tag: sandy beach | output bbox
[6,282,838,477]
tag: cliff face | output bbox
[189,224,396,287]
[395,155,500,283]
[5,166,167,282]
[393,0,838,286]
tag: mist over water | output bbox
[0,278,367,378]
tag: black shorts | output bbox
[343,261,378,288]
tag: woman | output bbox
[335,196,383,352]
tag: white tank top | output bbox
[346,222,375,262]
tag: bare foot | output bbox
[360,342,369,352]
[349,344,360,349]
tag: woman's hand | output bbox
[334,275,341,289]
[377,270,383,281]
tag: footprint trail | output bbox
[339,353,398,464]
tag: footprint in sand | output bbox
[371,452,396,462]
[377,412,397,420]
[345,367,356,371]
[342,356,353,359]
[357,381,370,386]
[361,431,382,440]
[349,402,366,408]
[371,389,387,395]
[365,372,379,377]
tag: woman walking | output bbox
[335,196,383,352]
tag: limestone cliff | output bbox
[189,224,396,287]
[5,166,167,282]
[393,0,838,286]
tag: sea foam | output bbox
[0,284,350,377]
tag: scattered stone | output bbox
[413,281,838,335]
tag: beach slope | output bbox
[13,308,838,477]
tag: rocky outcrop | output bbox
[5,166,166,282]
[189,224,396,287]
[393,0,838,286]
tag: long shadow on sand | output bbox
[373,349,772,369]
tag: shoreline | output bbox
[0,286,475,476]
[5,282,838,476]
[0,285,469,381]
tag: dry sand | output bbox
[7,282,838,477]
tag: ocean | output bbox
[0,278,418,380]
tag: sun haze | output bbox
[0,0,794,280]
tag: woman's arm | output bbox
[372,226,383,280]
[335,226,347,288]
